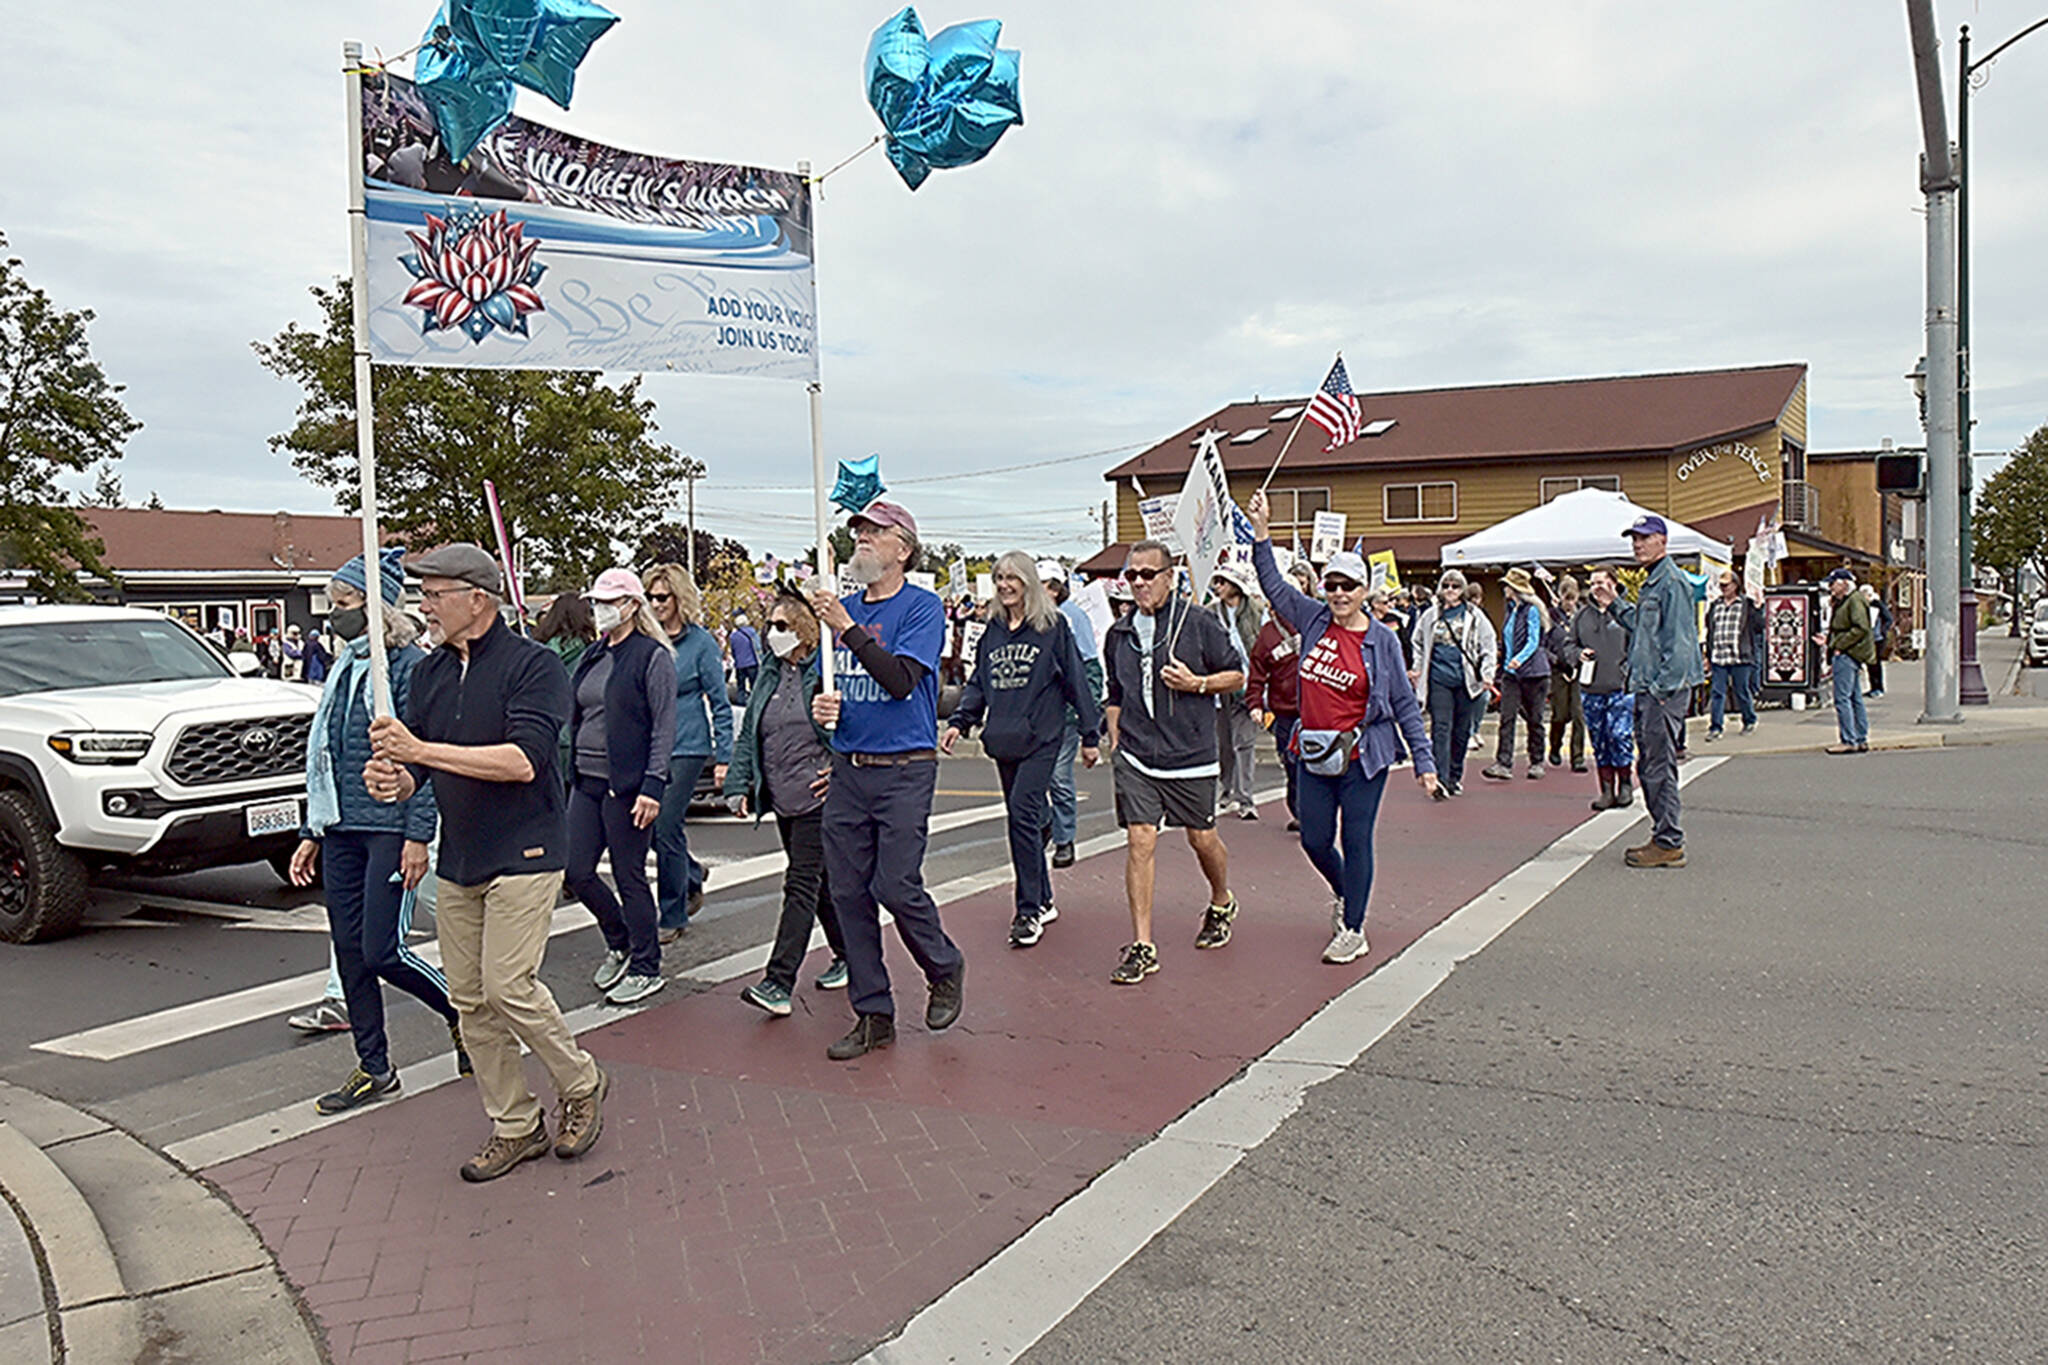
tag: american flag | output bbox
[1305,356,1362,451]
[1229,500,1256,545]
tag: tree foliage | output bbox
[1974,420,2048,595]
[255,280,688,589]
[0,234,138,598]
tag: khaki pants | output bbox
[437,871,599,1138]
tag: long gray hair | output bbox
[986,550,1059,632]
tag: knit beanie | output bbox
[332,546,408,605]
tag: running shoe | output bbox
[315,1066,399,1115]
[814,958,849,990]
[1322,927,1369,964]
[741,981,792,1017]
[1009,911,1043,948]
[1194,895,1238,949]
[1110,941,1159,984]
[592,950,629,991]
[287,999,350,1034]
[605,973,665,1006]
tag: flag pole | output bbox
[1257,350,1338,494]
[799,158,834,696]
[343,41,394,721]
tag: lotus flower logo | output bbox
[398,206,546,342]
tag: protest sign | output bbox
[1170,433,1234,619]
[1368,549,1401,593]
[1137,495,1182,554]
[1071,578,1112,659]
[1310,511,1348,563]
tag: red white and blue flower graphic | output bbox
[398,206,546,342]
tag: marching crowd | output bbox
[277,495,1893,1183]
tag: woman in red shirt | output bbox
[1247,492,1437,963]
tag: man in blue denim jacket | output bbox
[1623,516,1704,868]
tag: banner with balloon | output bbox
[360,72,817,379]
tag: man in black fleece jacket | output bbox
[1101,540,1246,986]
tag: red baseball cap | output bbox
[848,499,918,538]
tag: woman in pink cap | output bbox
[564,567,678,1005]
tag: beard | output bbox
[848,548,887,586]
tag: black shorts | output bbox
[1112,752,1217,830]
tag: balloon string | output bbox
[343,39,430,77]
[808,135,885,186]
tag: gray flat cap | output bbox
[408,543,504,594]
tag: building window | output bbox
[1384,482,1457,523]
[1266,487,1330,535]
[1539,475,1622,503]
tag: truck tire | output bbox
[0,788,90,944]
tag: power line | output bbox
[708,441,1146,493]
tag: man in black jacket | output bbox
[1101,541,1245,986]
[366,544,606,1184]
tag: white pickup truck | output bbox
[0,605,318,942]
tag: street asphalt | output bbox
[1025,740,2048,1363]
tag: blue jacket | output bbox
[1253,540,1434,780]
[569,631,678,801]
[308,641,437,842]
[670,624,735,763]
[1628,556,1705,696]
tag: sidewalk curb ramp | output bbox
[0,1082,325,1363]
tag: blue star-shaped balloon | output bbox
[414,0,620,164]
[830,455,887,515]
[865,7,1024,191]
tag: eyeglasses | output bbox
[1122,566,1166,583]
[1322,577,1362,593]
[418,586,478,603]
[647,592,675,603]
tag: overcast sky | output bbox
[6,1,2045,558]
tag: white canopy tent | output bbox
[1438,489,1733,568]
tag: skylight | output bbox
[1231,428,1269,444]
[1362,418,1397,436]
[1269,406,1304,421]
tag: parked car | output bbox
[2029,600,2048,668]
[0,606,318,942]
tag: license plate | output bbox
[244,797,301,839]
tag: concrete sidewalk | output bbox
[203,771,1600,1364]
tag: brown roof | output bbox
[1106,364,1808,482]
[81,508,379,575]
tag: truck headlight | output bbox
[48,731,154,764]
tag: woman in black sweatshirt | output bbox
[941,551,1103,948]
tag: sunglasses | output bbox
[1122,566,1166,583]
[647,592,675,603]
[1322,577,1362,593]
[767,618,794,630]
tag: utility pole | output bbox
[679,454,706,581]
[1102,498,1111,548]
[1905,0,1962,724]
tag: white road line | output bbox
[163,788,1278,1171]
[36,796,1026,1064]
[861,759,1727,1364]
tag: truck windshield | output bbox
[0,619,233,698]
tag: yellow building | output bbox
[1083,363,1812,580]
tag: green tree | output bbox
[255,280,688,588]
[89,463,123,508]
[1974,421,2048,602]
[0,235,138,598]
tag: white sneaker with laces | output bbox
[1322,926,1369,964]
[606,973,665,1006]
[592,951,629,991]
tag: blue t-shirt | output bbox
[1430,603,1468,690]
[831,584,945,754]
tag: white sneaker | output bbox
[592,950,628,991]
[606,973,666,1006]
[1038,903,1059,925]
[1322,927,1369,964]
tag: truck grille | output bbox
[164,714,312,787]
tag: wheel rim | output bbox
[0,823,30,921]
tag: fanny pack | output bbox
[1295,727,1358,778]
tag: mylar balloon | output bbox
[830,456,887,515]
[863,7,1024,190]
[412,0,619,164]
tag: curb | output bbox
[0,1084,328,1364]
[1703,721,2048,758]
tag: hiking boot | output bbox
[1110,942,1159,985]
[814,958,849,991]
[460,1119,550,1183]
[287,998,350,1034]
[741,980,793,1017]
[554,1066,609,1159]
[1322,926,1369,964]
[605,973,665,1006]
[315,1066,398,1115]
[1625,843,1687,869]
[1481,763,1513,781]
[827,1013,895,1060]
[926,964,965,1031]
[1052,842,1076,868]
[1194,895,1238,950]
[1590,770,1616,811]
[592,950,628,991]
[1612,777,1634,808]
[1009,911,1043,948]
[449,1021,473,1077]
[1527,763,1546,779]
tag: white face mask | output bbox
[766,626,803,660]
[593,601,626,634]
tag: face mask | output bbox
[593,601,626,634]
[767,626,802,659]
[329,606,367,640]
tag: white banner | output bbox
[1137,495,1182,554]
[1310,510,1348,564]
[1171,432,1234,610]
[360,73,816,380]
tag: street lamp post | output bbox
[1958,16,2048,703]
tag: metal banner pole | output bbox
[799,159,834,695]
[343,41,394,719]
